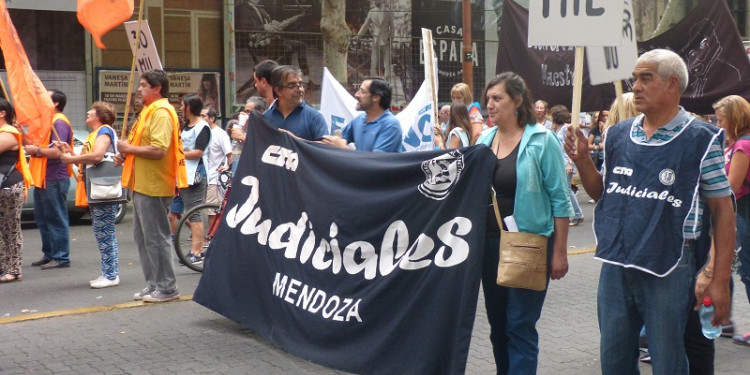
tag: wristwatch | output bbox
[35,146,41,157]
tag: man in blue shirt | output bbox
[263,65,327,141]
[322,77,403,152]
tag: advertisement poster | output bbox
[97,70,221,126]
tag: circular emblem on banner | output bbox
[418,150,465,200]
[659,169,675,186]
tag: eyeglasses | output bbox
[282,82,307,90]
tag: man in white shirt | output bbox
[201,107,232,223]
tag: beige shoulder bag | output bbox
[491,191,548,291]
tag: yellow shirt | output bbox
[133,109,177,197]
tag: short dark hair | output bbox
[270,65,302,88]
[365,77,391,110]
[141,69,169,98]
[182,94,204,117]
[206,108,219,121]
[0,98,15,124]
[254,59,279,83]
[484,72,535,128]
[50,89,67,112]
[550,104,571,125]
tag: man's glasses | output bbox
[282,82,308,90]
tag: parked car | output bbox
[21,129,128,224]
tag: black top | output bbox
[0,149,22,187]
[486,142,519,236]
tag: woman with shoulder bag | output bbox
[476,73,573,374]
[0,99,33,283]
[58,101,121,288]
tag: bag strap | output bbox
[491,188,504,231]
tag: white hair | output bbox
[637,49,689,93]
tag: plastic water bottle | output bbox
[699,297,722,339]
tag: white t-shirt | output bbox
[206,126,233,185]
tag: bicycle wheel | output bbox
[174,203,220,272]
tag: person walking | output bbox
[321,77,403,152]
[477,72,572,374]
[25,89,74,270]
[564,49,734,375]
[115,69,187,303]
[0,99,33,283]
[59,101,121,288]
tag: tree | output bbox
[321,0,349,83]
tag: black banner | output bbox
[498,0,750,114]
[194,112,496,375]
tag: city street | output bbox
[2,194,750,374]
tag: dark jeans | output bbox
[33,178,71,264]
[481,235,554,375]
[736,195,750,304]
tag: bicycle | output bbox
[174,169,233,272]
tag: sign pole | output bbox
[421,28,438,139]
[121,0,145,138]
[571,46,584,137]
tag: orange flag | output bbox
[77,0,134,49]
[0,1,53,145]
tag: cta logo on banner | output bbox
[320,68,435,151]
[528,0,623,46]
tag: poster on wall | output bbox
[231,0,487,110]
[97,70,221,126]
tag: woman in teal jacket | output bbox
[477,72,573,374]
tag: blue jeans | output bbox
[567,173,583,220]
[598,243,694,375]
[736,196,750,305]
[481,235,553,375]
[33,178,70,264]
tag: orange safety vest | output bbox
[0,125,33,190]
[121,98,187,191]
[74,124,117,207]
[27,113,74,189]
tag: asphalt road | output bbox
[2,194,750,374]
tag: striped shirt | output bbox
[629,108,730,238]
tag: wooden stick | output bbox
[0,75,9,101]
[614,80,625,121]
[121,0,146,139]
[570,46,585,151]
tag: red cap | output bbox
[703,297,713,306]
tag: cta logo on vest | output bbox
[613,166,633,176]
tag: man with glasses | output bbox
[264,65,327,141]
[321,77,403,152]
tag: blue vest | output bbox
[594,117,720,276]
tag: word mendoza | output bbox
[225,176,472,280]
[273,272,363,322]
[606,182,683,207]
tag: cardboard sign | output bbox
[123,20,163,71]
[586,0,638,85]
[528,0,623,47]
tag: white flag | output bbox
[396,81,435,152]
[320,68,361,135]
